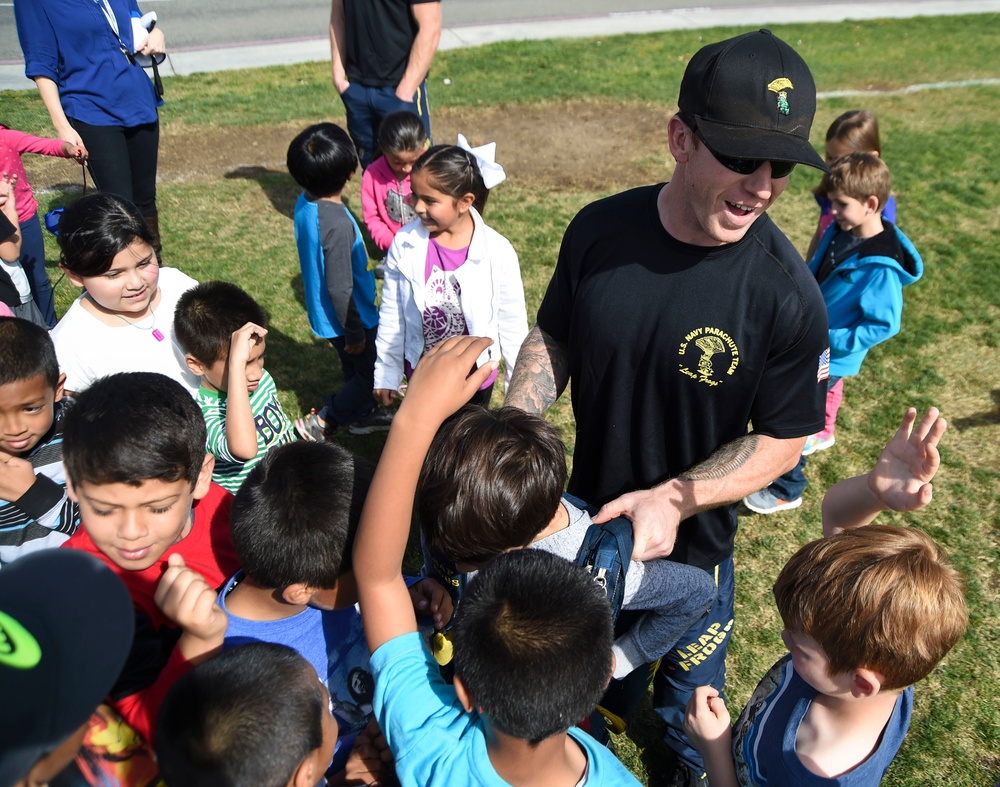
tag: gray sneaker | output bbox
[347,408,394,435]
[294,411,326,442]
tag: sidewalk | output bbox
[2,0,998,91]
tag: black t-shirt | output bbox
[536,184,828,569]
[343,0,439,86]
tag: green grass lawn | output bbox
[5,13,999,785]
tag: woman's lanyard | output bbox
[92,0,137,64]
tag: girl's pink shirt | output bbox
[0,125,73,223]
[362,155,413,252]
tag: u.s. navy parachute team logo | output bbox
[0,609,42,669]
[678,326,740,386]
[767,77,793,115]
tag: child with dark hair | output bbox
[419,405,716,730]
[219,439,448,782]
[62,371,239,745]
[50,192,200,397]
[174,281,294,493]
[362,110,427,253]
[354,335,641,785]
[0,316,79,566]
[688,408,968,786]
[287,122,390,439]
[374,141,527,409]
[156,642,340,787]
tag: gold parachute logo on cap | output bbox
[767,77,794,115]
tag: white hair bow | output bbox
[457,134,506,189]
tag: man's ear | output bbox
[666,113,695,163]
[851,667,884,699]
[281,583,319,606]
[53,372,67,404]
[192,453,215,501]
[865,195,880,214]
[453,675,476,713]
[184,353,207,377]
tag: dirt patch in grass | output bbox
[26,101,675,195]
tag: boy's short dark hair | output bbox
[174,281,269,365]
[453,549,613,745]
[418,407,566,564]
[0,317,60,389]
[231,441,373,589]
[156,642,325,787]
[820,152,892,211]
[286,123,358,198]
[774,525,967,690]
[62,372,207,487]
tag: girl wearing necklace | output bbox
[50,193,200,397]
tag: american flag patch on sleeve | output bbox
[817,348,830,382]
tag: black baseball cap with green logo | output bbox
[0,550,134,784]
[678,29,829,171]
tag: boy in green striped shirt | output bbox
[174,281,294,493]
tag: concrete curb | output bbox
[2,0,999,91]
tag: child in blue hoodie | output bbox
[745,153,922,514]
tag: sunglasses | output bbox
[685,117,796,179]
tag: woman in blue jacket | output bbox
[15,0,166,256]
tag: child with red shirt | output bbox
[62,371,239,746]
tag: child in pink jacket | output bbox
[0,123,86,326]
[361,111,426,253]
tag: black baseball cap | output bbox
[0,550,134,785]
[678,29,828,172]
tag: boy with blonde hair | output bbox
[745,154,923,514]
[689,408,967,785]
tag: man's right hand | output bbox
[593,481,687,561]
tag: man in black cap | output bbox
[507,30,830,783]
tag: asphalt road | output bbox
[2,0,998,89]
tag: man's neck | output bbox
[796,689,900,778]
[487,726,588,787]
[225,574,305,621]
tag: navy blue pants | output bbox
[320,326,378,428]
[339,81,432,170]
[654,556,734,774]
[18,212,56,327]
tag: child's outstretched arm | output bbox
[355,335,496,654]
[822,407,946,537]
[684,686,739,787]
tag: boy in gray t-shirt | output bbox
[419,406,716,724]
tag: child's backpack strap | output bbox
[574,513,634,624]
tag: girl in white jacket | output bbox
[374,144,527,407]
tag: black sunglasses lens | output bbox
[770,161,796,178]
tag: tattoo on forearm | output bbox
[679,435,761,481]
[506,327,569,414]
